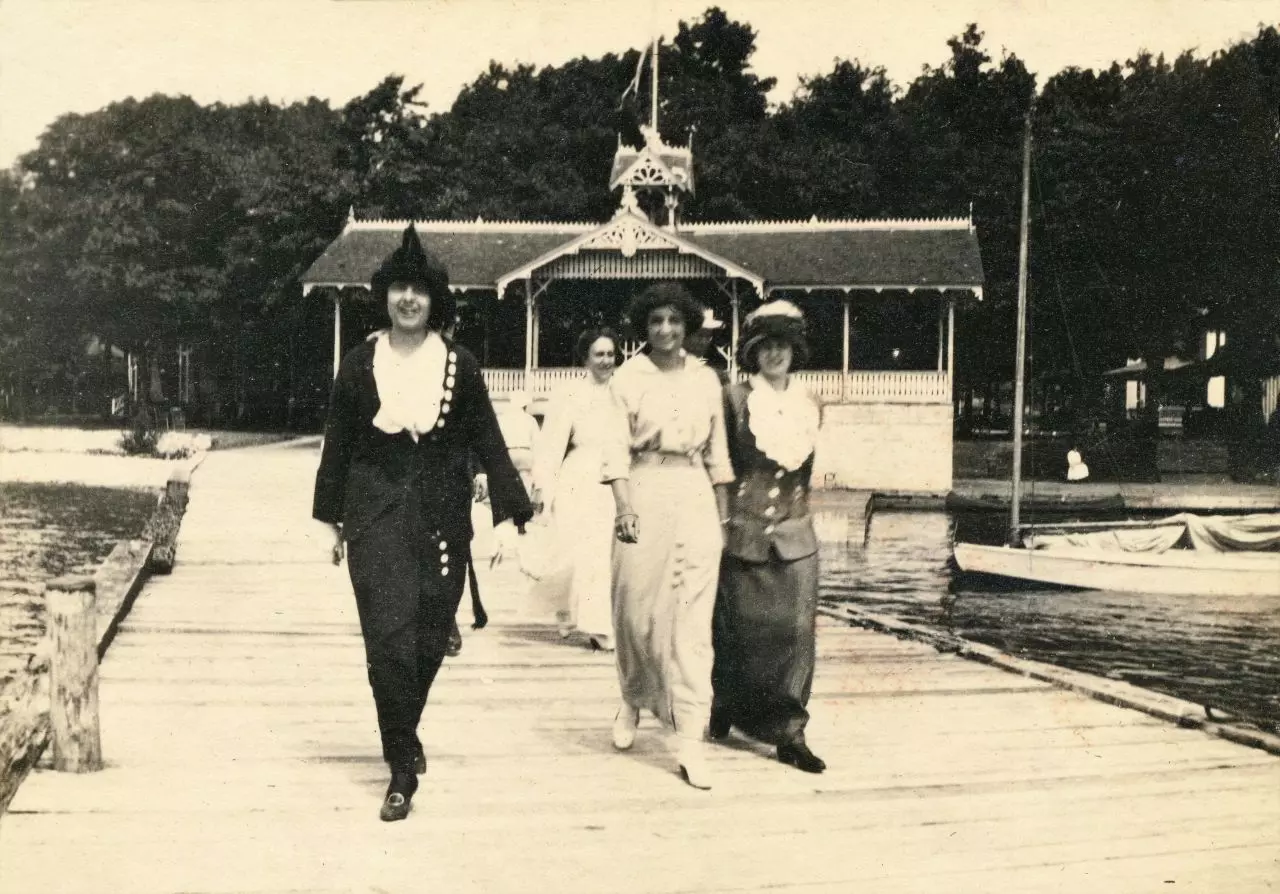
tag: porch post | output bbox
[841,292,851,401]
[532,296,541,369]
[936,297,945,371]
[523,279,534,381]
[729,281,740,379]
[332,292,342,380]
[947,296,956,384]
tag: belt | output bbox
[632,451,700,468]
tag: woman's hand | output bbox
[529,487,545,515]
[490,520,521,568]
[472,473,489,503]
[329,523,345,565]
[614,512,639,543]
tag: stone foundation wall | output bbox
[812,402,953,493]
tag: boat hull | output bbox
[952,542,1280,597]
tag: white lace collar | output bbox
[746,375,819,471]
[371,331,448,441]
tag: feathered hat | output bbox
[738,300,809,372]
[369,225,455,331]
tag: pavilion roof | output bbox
[683,219,984,292]
[300,214,984,295]
[300,219,593,293]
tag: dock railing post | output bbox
[46,576,103,772]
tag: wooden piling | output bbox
[47,576,103,773]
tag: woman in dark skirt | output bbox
[710,300,826,773]
[313,225,531,821]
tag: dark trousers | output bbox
[346,501,468,771]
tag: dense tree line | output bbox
[1,7,1277,428]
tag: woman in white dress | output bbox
[530,328,620,650]
[604,283,734,790]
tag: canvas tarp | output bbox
[1025,513,1280,554]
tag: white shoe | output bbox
[676,739,714,790]
[612,703,640,751]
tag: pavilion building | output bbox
[301,126,984,492]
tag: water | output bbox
[818,509,1280,730]
[0,482,157,686]
[0,482,157,580]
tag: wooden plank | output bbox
[5,445,1278,894]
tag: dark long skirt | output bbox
[711,550,819,746]
[346,497,468,771]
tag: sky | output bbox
[1,0,1277,169]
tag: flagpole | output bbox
[650,35,659,132]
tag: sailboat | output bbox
[950,112,1280,597]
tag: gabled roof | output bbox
[683,218,983,291]
[299,213,984,296]
[300,218,593,293]
[495,209,760,293]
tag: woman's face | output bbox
[756,337,794,379]
[386,282,432,333]
[585,337,617,380]
[646,305,686,355]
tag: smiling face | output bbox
[585,336,617,381]
[646,305,687,357]
[386,282,432,333]
[755,336,794,380]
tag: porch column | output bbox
[523,279,534,380]
[947,296,956,383]
[332,292,342,379]
[532,297,541,369]
[729,281,740,378]
[841,292,851,401]
[936,297,945,371]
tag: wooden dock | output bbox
[2,444,1277,893]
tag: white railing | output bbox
[842,370,951,403]
[483,368,950,404]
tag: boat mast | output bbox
[1009,109,1033,546]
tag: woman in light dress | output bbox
[604,283,734,790]
[710,300,826,774]
[530,328,620,650]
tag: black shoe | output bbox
[777,741,826,774]
[708,708,731,741]
[379,771,418,822]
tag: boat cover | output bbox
[1025,513,1280,554]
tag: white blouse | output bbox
[371,331,448,441]
[601,353,734,485]
[746,375,820,471]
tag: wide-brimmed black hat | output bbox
[738,300,809,372]
[370,225,455,331]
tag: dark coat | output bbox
[312,338,532,544]
[722,381,818,564]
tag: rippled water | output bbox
[818,509,1280,729]
[0,483,158,686]
[0,482,157,580]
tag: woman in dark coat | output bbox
[710,300,826,773]
[313,226,532,821]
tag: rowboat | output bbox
[953,542,1280,596]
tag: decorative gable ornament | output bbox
[579,212,678,258]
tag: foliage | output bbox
[2,7,1279,428]
[118,413,159,456]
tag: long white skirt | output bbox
[611,458,722,735]
[547,446,615,641]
